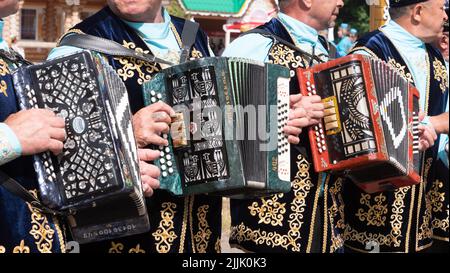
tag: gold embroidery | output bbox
[152,202,178,253]
[387,58,414,83]
[191,48,203,59]
[269,43,306,77]
[0,59,10,76]
[114,41,160,85]
[329,179,345,253]
[356,193,389,227]
[189,196,195,253]
[432,204,449,233]
[52,217,66,253]
[178,197,189,253]
[416,158,434,248]
[129,244,145,253]
[230,154,314,252]
[0,245,5,253]
[248,194,286,227]
[26,190,55,253]
[429,180,446,213]
[108,242,124,253]
[193,205,212,253]
[433,58,448,93]
[215,238,221,253]
[13,240,30,253]
[0,80,7,97]
[343,186,410,248]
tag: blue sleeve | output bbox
[221,34,273,63]
[47,45,85,61]
[337,37,353,57]
[0,122,22,166]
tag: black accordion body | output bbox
[143,57,292,198]
[298,55,421,193]
[12,51,149,243]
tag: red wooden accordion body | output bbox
[298,55,422,193]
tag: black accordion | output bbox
[298,55,422,193]
[12,51,149,243]
[143,57,292,198]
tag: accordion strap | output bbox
[59,33,175,66]
[0,49,33,66]
[0,170,66,216]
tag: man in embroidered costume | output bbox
[342,0,449,253]
[222,0,346,253]
[0,0,68,253]
[426,2,449,252]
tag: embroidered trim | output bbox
[178,197,189,253]
[26,190,55,253]
[114,41,160,85]
[129,244,145,253]
[193,205,212,253]
[215,237,221,253]
[108,242,124,253]
[230,154,315,252]
[248,194,286,227]
[433,58,448,93]
[356,193,389,227]
[152,202,178,253]
[0,59,10,76]
[13,240,30,253]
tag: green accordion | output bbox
[143,57,291,198]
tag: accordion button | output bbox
[169,168,174,174]
[315,132,320,137]
[157,94,162,100]
[167,161,173,167]
[307,81,311,86]
[163,134,168,139]
[151,97,157,103]
[159,145,164,150]
[165,147,170,153]
[166,155,172,160]
[162,171,168,177]
[160,151,165,157]
[161,165,167,171]
[319,148,323,153]
[160,158,166,164]
[150,91,156,96]
[321,140,326,145]
[322,146,327,151]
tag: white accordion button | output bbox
[160,158,166,164]
[162,171,168,178]
[167,161,173,167]
[157,93,162,100]
[150,91,156,96]
[168,168,174,174]
[166,155,172,161]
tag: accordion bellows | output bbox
[143,57,292,198]
[12,52,149,243]
[298,55,421,193]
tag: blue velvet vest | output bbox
[229,18,345,253]
[58,7,222,253]
[0,55,66,253]
[341,30,449,252]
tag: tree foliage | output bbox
[338,0,370,34]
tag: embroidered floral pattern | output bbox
[152,202,178,253]
[388,58,414,83]
[248,194,286,227]
[193,205,212,253]
[356,193,389,227]
[114,41,160,85]
[433,58,448,93]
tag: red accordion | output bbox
[298,55,422,193]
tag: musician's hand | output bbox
[4,109,66,156]
[284,94,325,144]
[418,112,438,151]
[133,101,176,148]
[138,148,161,197]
